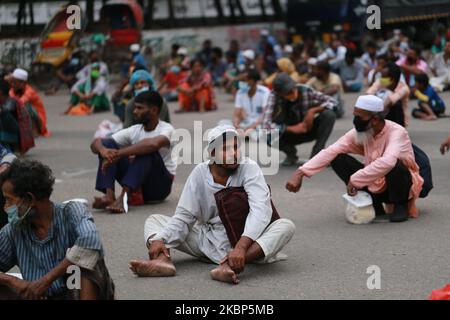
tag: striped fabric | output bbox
[0,201,104,297]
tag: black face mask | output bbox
[353,116,372,132]
[14,88,24,95]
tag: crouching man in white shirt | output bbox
[129,125,295,284]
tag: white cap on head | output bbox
[12,68,28,81]
[243,49,255,60]
[207,124,238,152]
[355,95,384,113]
[177,47,188,56]
[260,29,270,36]
[130,43,140,52]
[284,45,293,54]
[307,57,317,66]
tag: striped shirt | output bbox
[261,84,338,133]
[0,201,104,297]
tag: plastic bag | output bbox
[93,120,123,139]
[342,191,375,224]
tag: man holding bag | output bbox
[129,125,295,284]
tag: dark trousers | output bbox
[386,101,405,127]
[95,140,173,202]
[331,154,412,206]
[279,109,336,159]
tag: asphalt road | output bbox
[26,87,450,300]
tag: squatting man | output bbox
[129,125,295,284]
[286,95,424,223]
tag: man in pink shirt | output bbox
[286,95,424,223]
[367,63,410,127]
[396,45,428,88]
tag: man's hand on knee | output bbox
[101,149,119,163]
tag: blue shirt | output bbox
[0,202,104,296]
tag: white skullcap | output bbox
[355,95,384,113]
[243,49,255,60]
[207,124,238,151]
[177,47,188,56]
[12,68,28,81]
[130,43,141,52]
[307,57,317,66]
[260,29,270,36]
[284,45,293,53]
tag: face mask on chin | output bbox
[238,81,249,93]
[6,201,34,228]
[14,87,24,95]
[379,77,392,88]
[407,57,416,64]
[134,86,150,97]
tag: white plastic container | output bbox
[342,191,375,224]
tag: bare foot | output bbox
[93,195,115,209]
[129,259,176,277]
[106,197,125,214]
[210,263,239,284]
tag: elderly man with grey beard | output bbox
[286,95,424,223]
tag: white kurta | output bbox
[153,157,272,263]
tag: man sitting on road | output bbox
[233,69,270,135]
[129,125,295,284]
[367,63,410,127]
[0,159,114,300]
[90,91,177,214]
[9,68,50,137]
[286,95,424,223]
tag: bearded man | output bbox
[90,91,177,214]
[286,95,424,223]
[129,124,295,284]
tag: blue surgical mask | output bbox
[6,202,32,228]
[70,58,80,66]
[134,86,149,96]
[170,65,181,74]
[238,81,250,93]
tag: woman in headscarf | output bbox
[177,59,217,113]
[264,58,301,89]
[123,69,170,128]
